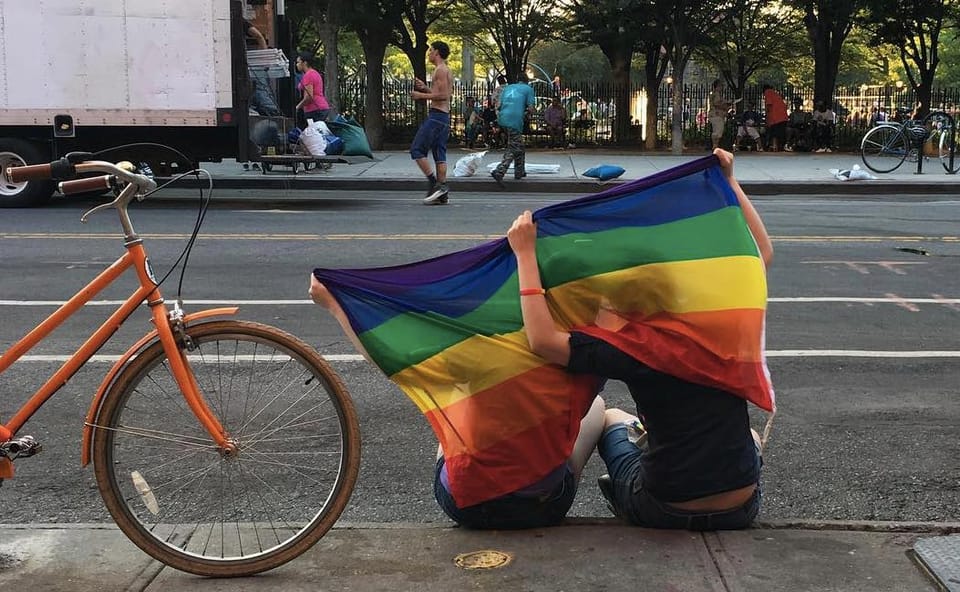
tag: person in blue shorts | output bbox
[410,41,453,206]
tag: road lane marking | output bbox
[884,292,921,312]
[11,351,960,363]
[2,232,959,242]
[3,297,960,306]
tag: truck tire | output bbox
[0,138,55,207]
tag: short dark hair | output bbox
[297,51,314,67]
[430,41,450,59]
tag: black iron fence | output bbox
[336,79,960,151]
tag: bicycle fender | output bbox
[81,307,239,467]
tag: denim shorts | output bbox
[433,457,577,530]
[410,109,450,163]
[599,424,761,530]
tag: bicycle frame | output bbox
[0,181,236,477]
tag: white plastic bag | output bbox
[829,164,877,181]
[485,162,561,174]
[453,150,487,177]
[300,124,327,156]
[307,119,333,136]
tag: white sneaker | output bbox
[422,183,449,205]
[824,147,832,153]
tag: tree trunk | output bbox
[359,40,388,149]
[609,52,633,145]
[643,45,666,151]
[671,69,686,155]
[319,23,340,119]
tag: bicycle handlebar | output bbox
[59,175,115,195]
[7,163,52,182]
[6,157,157,195]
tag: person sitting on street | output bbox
[785,98,812,151]
[307,278,607,530]
[505,148,772,531]
[463,96,482,149]
[735,102,763,152]
[544,97,568,149]
[812,101,836,152]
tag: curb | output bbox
[156,177,956,197]
[3,519,959,533]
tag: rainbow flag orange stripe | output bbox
[314,155,775,508]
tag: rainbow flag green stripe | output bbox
[354,207,760,376]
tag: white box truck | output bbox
[0,0,286,206]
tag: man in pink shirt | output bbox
[296,52,331,124]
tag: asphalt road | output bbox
[0,189,958,525]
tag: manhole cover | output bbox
[453,549,512,570]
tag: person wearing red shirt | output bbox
[763,85,788,152]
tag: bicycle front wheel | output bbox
[940,128,960,173]
[92,320,361,577]
[861,126,909,173]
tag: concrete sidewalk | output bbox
[2,520,957,590]
[190,148,960,196]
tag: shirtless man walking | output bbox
[410,41,453,205]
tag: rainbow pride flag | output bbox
[313,154,774,508]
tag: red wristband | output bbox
[519,288,545,296]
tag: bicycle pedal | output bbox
[0,435,42,460]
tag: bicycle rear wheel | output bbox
[939,128,960,173]
[92,320,360,577]
[861,126,909,173]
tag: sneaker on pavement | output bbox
[422,183,449,205]
[597,475,620,518]
[491,171,505,188]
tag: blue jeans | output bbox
[433,457,577,530]
[410,109,450,163]
[599,424,761,530]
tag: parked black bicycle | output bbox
[860,110,958,174]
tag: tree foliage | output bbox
[784,0,867,105]
[560,0,651,143]
[860,0,959,117]
[697,0,806,100]
[461,0,561,83]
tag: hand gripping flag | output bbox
[313,154,775,508]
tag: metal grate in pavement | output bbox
[914,535,960,592]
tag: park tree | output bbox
[697,0,806,100]
[784,0,867,106]
[640,39,671,150]
[860,0,959,118]
[392,1,458,85]
[560,0,650,144]
[343,0,406,149]
[390,1,457,122]
[654,0,732,154]
[461,0,561,83]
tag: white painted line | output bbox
[2,297,960,306]
[12,351,960,363]
[765,350,960,358]
[17,354,366,363]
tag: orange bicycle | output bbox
[1,152,360,576]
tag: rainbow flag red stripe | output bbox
[314,155,775,508]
